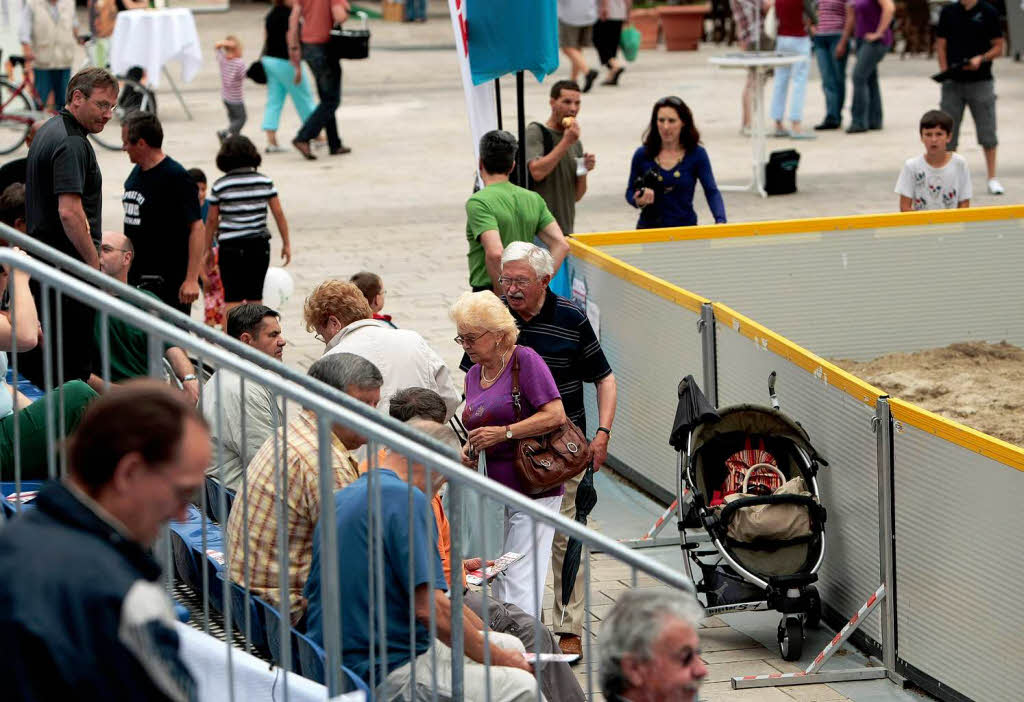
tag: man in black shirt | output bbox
[21,67,118,386]
[121,112,203,314]
[936,0,1005,195]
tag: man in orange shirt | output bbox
[388,388,585,702]
[287,0,351,158]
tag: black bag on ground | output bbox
[765,149,799,196]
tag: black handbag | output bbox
[246,60,267,84]
[329,15,370,60]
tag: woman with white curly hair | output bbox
[449,290,567,619]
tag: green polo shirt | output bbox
[465,180,555,288]
[93,289,163,382]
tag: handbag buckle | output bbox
[566,442,579,453]
[538,459,552,468]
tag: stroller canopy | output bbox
[690,405,824,465]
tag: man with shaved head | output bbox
[90,230,199,403]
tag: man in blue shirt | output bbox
[304,419,540,700]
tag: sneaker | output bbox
[988,178,1005,195]
[813,121,840,130]
[265,144,287,153]
[740,125,752,137]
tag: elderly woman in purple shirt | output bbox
[839,0,894,132]
[450,291,567,619]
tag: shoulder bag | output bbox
[510,349,592,495]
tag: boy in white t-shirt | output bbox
[896,109,972,211]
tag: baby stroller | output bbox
[670,374,828,660]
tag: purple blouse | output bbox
[463,345,563,498]
[852,0,893,45]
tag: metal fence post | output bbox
[699,302,718,407]
[448,481,465,701]
[874,397,902,683]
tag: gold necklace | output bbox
[481,348,510,383]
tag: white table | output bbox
[710,52,806,198]
[110,8,202,119]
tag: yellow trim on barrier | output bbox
[712,302,884,407]
[568,238,707,313]
[889,399,1024,473]
[573,205,1024,247]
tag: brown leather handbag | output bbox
[510,350,592,495]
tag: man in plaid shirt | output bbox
[226,352,382,624]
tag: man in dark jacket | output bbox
[0,380,210,701]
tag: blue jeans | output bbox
[34,68,70,110]
[812,33,848,125]
[850,38,887,130]
[296,43,342,150]
[405,0,426,20]
[770,35,811,123]
[260,56,317,132]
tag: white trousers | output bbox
[378,632,545,702]
[491,495,563,619]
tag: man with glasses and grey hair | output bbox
[461,239,617,658]
[226,352,381,625]
[20,67,118,388]
[600,589,708,701]
[465,129,569,294]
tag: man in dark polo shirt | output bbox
[21,67,118,386]
[121,111,203,314]
[460,240,617,658]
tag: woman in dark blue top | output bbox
[626,96,727,228]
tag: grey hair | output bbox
[307,352,382,393]
[600,589,704,697]
[501,241,554,279]
[407,418,462,453]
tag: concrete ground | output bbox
[45,2,1019,698]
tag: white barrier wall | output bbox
[890,401,1024,701]
[714,305,884,645]
[595,211,1024,361]
[569,250,705,501]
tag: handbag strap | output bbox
[510,348,522,423]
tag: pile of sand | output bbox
[832,341,1024,447]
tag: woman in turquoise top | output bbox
[1,250,96,479]
[626,96,727,229]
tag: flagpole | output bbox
[516,70,526,185]
[494,78,503,130]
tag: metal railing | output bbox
[1,245,695,701]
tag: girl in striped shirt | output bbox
[205,136,292,314]
[215,36,247,142]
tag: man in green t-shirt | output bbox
[465,130,568,294]
[89,230,200,405]
[526,80,595,236]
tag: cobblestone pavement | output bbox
[65,4,1014,698]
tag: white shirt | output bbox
[559,0,598,26]
[895,153,972,211]
[202,369,282,492]
[324,319,461,421]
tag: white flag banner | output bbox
[448,0,498,185]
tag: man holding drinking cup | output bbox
[526,79,596,236]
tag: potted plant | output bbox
[657,0,711,51]
[630,1,662,49]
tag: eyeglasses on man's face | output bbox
[498,276,536,289]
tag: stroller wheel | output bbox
[778,616,804,661]
[805,585,822,629]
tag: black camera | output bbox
[632,168,663,203]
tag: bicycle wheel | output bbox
[0,79,33,155]
[89,78,156,151]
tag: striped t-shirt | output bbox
[817,0,849,34]
[217,50,246,103]
[207,169,277,242]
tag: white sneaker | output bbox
[988,178,1005,195]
